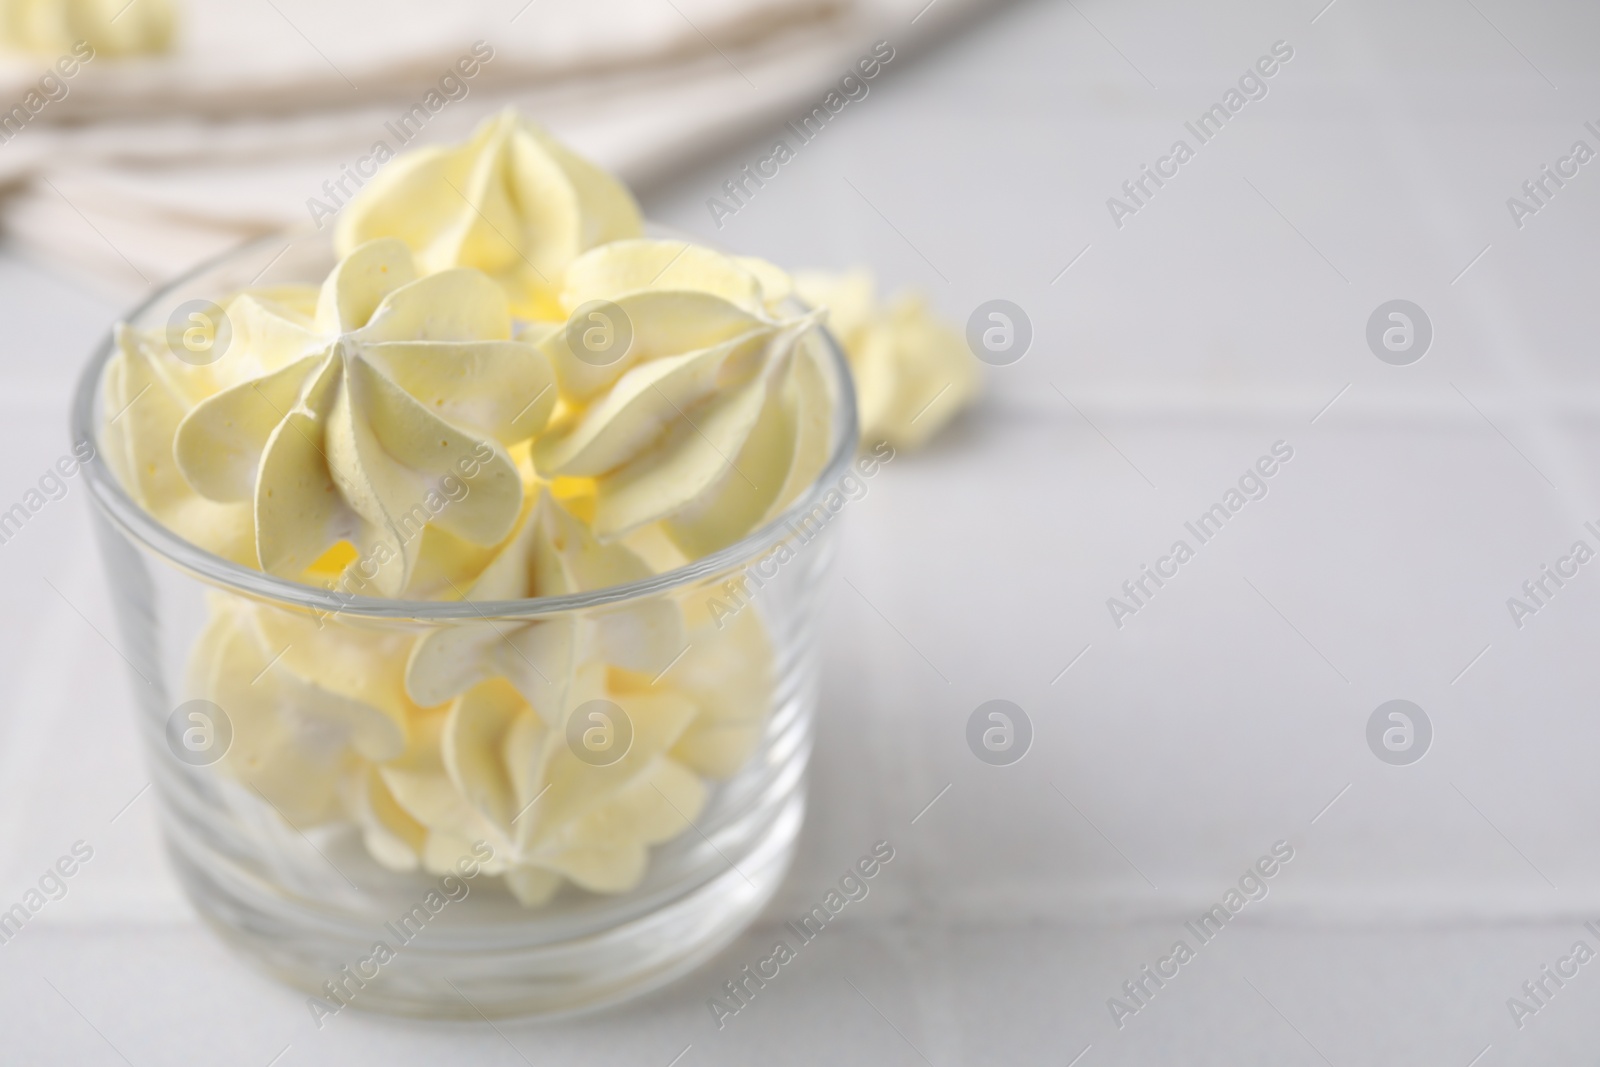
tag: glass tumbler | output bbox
[68,232,858,1019]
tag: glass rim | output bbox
[69,228,862,621]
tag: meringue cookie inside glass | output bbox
[79,219,856,1017]
[335,109,643,320]
[97,228,828,900]
[527,239,835,556]
[84,107,853,1016]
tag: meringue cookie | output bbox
[247,601,421,764]
[794,268,979,450]
[171,238,557,596]
[336,109,642,319]
[374,669,708,903]
[187,596,380,828]
[471,592,774,897]
[404,489,685,713]
[101,324,257,566]
[429,664,706,896]
[0,0,173,55]
[531,239,835,552]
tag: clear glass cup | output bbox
[69,231,858,1019]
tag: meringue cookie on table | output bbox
[0,0,173,56]
[170,238,557,596]
[530,239,835,554]
[335,109,642,320]
[794,268,979,451]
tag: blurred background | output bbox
[4,0,1600,1062]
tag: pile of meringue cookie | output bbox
[101,110,976,905]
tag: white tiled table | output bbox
[4,0,1600,1062]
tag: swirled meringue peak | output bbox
[529,239,835,556]
[335,109,642,319]
[171,238,557,596]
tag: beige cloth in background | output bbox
[0,0,989,297]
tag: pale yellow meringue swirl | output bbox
[530,239,835,557]
[168,237,556,596]
[336,109,642,319]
